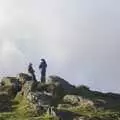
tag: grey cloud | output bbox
[0,0,120,93]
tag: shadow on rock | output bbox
[56,109,81,120]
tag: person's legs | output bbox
[41,71,46,83]
[32,73,36,81]
[41,75,45,83]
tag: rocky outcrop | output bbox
[0,73,120,120]
[21,81,37,95]
[47,75,75,93]
[0,77,22,112]
[0,73,108,115]
[0,77,21,98]
[26,91,54,114]
[63,95,94,106]
[17,73,32,84]
[36,82,65,100]
[1,77,18,85]
[18,73,57,114]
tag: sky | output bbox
[0,0,120,93]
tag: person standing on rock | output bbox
[28,63,36,81]
[39,59,47,83]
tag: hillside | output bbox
[0,73,120,120]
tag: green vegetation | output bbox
[0,93,59,120]
[58,105,120,120]
[0,74,120,120]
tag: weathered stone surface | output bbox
[36,82,65,99]
[0,77,22,112]
[17,73,32,84]
[26,91,54,114]
[0,77,21,98]
[19,75,55,114]
[1,77,21,92]
[1,77,18,86]
[63,95,83,105]
[27,91,53,105]
[47,75,75,93]
[94,99,106,107]
[57,104,72,109]
[63,95,94,106]
[21,81,37,96]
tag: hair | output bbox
[41,59,46,63]
[29,63,32,65]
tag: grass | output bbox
[0,92,120,120]
[58,104,120,120]
[0,84,120,120]
[0,92,59,120]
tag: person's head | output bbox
[29,63,32,66]
[41,59,46,63]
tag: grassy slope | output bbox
[0,85,120,120]
[0,93,59,120]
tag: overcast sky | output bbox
[0,0,120,93]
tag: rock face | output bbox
[26,91,54,114]
[36,82,65,100]
[18,73,57,114]
[63,95,94,107]
[1,77,18,85]
[21,81,37,96]
[17,73,32,84]
[0,80,18,112]
[0,77,22,112]
[1,77,21,97]
[0,73,95,115]
[63,95,83,105]
[47,75,75,93]
[1,73,120,119]
[27,91,53,106]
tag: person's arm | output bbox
[32,68,35,73]
[45,63,47,68]
[39,63,42,69]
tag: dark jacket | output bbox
[39,61,47,76]
[28,65,35,74]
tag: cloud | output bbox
[0,0,120,93]
[0,40,27,76]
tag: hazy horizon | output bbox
[0,0,120,93]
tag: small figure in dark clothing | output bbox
[39,59,47,83]
[28,63,36,81]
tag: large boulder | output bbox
[17,73,32,84]
[21,81,37,96]
[63,95,94,106]
[0,77,21,97]
[1,77,20,88]
[63,95,83,105]
[47,75,75,93]
[21,79,55,114]
[27,91,53,106]
[26,91,54,114]
[36,82,65,99]
[0,76,23,112]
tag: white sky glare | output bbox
[0,0,120,93]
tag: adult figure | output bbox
[28,63,36,81]
[39,59,47,83]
